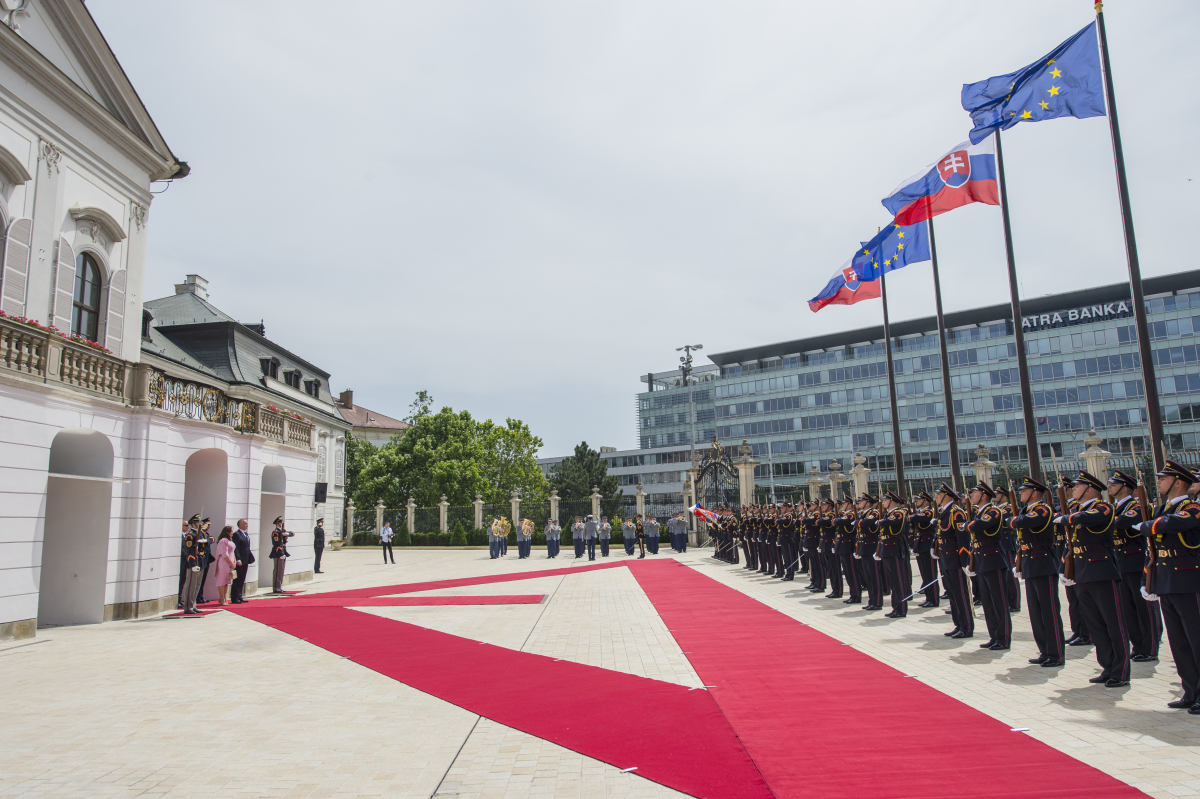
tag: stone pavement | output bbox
[1,546,1198,798]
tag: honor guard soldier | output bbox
[571,516,586,559]
[877,491,911,618]
[995,487,1021,613]
[780,505,798,581]
[268,516,292,594]
[1013,476,1066,667]
[1058,476,1091,647]
[1059,470,1130,687]
[544,518,560,559]
[910,491,940,607]
[832,498,860,603]
[966,482,1011,650]
[1108,470,1162,662]
[313,518,325,574]
[1134,460,1200,711]
[180,514,204,614]
[517,519,533,559]
[804,504,824,590]
[195,518,215,603]
[935,483,974,638]
[855,494,883,610]
[819,504,838,594]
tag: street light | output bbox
[676,344,703,466]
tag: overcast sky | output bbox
[89,1,1199,456]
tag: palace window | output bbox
[283,370,302,389]
[72,253,103,342]
[304,379,321,398]
[260,357,280,379]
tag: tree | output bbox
[355,407,486,508]
[549,441,620,500]
[406,390,434,423]
[344,433,377,507]
[478,418,548,504]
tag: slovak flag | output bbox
[689,504,718,524]
[881,138,999,226]
[807,259,882,313]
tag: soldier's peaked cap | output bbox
[885,490,906,505]
[201,517,211,524]
[1108,470,1138,490]
[1076,470,1106,493]
[1158,459,1198,485]
[934,482,960,501]
[188,513,201,524]
[916,490,934,503]
[972,481,995,499]
[273,516,283,524]
[857,493,877,503]
[1018,475,1049,494]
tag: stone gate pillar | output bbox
[510,490,521,532]
[850,452,872,498]
[971,444,996,489]
[1081,430,1112,491]
[636,483,646,518]
[806,466,823,503]
[473,493,484,529]
[345,499,354,541]
[827,461,846,501]
[590,486,602,519]
[375,499,384,536]
[549,490,560,524]
[733,440,758,507]
[406,497,416,535]
[438,495,449,532]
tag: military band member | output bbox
[1060,470,1130,687]
[831,498,860,604]
[966,482,1011,650]
[622,516,637,556]
[1058,476,1091,647]
[180,514,204,614]
[910,491,939,607]
[645,514,660,555]
[583,514,598,561]
[1134,460,1200,711]
[935,483,974,638]
[1013,476,1065,667]
[634,514,647,559]
[517,519,533,559]
[488,518,501,559]
[268,516,292,594]
[572,516,586,559]
[1108,470,1161,662]
[599,516,612,557]
[545,517,561,558]
[668,513,684,553]
[855,494,883,610]
[876,491,910,618]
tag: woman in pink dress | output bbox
[213,526,237,605]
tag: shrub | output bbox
[396,527,411,546]
[352,532,380,546]
[450,521,468,546]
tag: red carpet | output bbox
[315,561,625,600]
[232,603,770,799]
[248,594,546,608]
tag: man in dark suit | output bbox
[314,518,326,574]
[231,518,255,604]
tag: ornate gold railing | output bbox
[0,316,126,400]
[147,369,256,431]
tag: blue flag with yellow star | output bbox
[962,22,1105,145]
[852,221,930,282]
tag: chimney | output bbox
[339,389,353,409]
[174,274,209,301]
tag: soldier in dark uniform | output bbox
[1060,470,1130,687]
[779,504,798,581]
[1108,470,1161,662]
[804,504,824,591]
[176,518,192,610]
[179,514,203,614]
[1012,476,1065,667]
[832,498,860,604]
[799,502,811,576]
[877,491,910,618]
[819,503,838,596]
[195,518,215,604]
[1135,460,1200,711]
[268,516,292,593]
[966,482,1010,650]
[725,508,740,565]
[313,518,325,574]
[910,491,939,607]
[634,514,646,559]
[1058,476,1092,647]
[855,494,883,611]
[935,483,973,638]
[994,487,1021,613]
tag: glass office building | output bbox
[637,270,1200,495]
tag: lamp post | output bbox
[676,343,703,464]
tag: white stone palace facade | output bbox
[0,1,347,640]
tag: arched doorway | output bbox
[184,449,228,602]
[258,464,287,584]
[39,428,114,627]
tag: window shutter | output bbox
[50,236,75,332]
[334,445,344,487]
[1,217,32,317]
[104,270,127,353]
[317,443,327,481]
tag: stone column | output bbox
[131,362,155,407]
[1081,430,1112,493]
[590,486,602,519]
[438,495,449,532]
[850,452,872,498]
[636,483,646,518]
[406,497,416,535]
[510,490,521,532]
[549,490,560,524]
[827,460,846,501]
[971,444,996,488]
[733,440,758,507]
[806,466,824,502]
[375,499,384,536]
[473,493,484,530]
[345,500,355,541]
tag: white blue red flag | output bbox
[689,504,718,524]
[806,258,882,313]
[881,138,998,226]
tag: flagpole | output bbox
[1095,2,1165,471]
[993,129,1043,482]
[879,269,907,496]
[927,215,963,493]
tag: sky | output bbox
[88,0,1200,456]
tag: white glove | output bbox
[1062,578,1076,587]
[1140,586,1160,603]
[1053,516,1067,524]
[191,566,200,573]
[853,553,862,560]
[965,569,976,577]
[873,554,882,561]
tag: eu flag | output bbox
[962,23,1106,145]
[852,222,930,282]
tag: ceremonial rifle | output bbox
[1048,446,1075,582]
[1129,439,1155,594]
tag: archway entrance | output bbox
[39,429,114,627]
[258,464,287,586]
[184,449,228,602]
